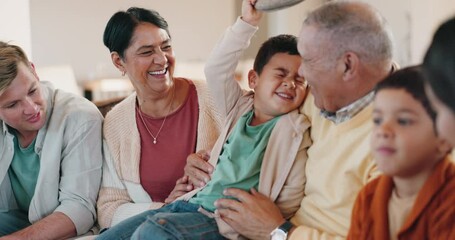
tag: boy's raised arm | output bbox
[204,0,262,117]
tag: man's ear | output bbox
[29,62,40,81]
[340,51,359,82]
[248,69,259,89]
[111,51,125,72]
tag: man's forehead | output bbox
[299,26,328,54]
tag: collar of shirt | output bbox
[321,91,374,124]
[2,121,8,134]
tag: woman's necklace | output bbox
[137,86,176,144]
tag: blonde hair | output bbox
[0,41,31,92]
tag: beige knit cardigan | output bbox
[97,78,223,229]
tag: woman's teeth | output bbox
[149,69,166,75]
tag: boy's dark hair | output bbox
[423,17,455,114]
[103,7,170,59]
[253,34,299,75]
[375,66,436,122]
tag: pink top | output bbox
[136,80,199,202]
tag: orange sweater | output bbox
[348,157,455,240]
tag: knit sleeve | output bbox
[193,79,223,152]
[97,94,154,228]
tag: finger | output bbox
[169,189,189,198]
[165,186,193,204]
[165,196,177,204]
[186,154,214,173]
[223,188,254,203]
[215,208,238,220]
[250,188,267,200]
[214,198,243,212]
[220,216,239,231]
[186,168,210,187]
[173,183,193,192]
[185,164,212,187]
[216,209,244,232]
[175,175,189,185]
[196,149,211,161]
[197,156,214,173]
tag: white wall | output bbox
[0,0,32,57]
[268,0,324,37]
[26,0,455,84]
[29,0,235,82]
[362,0,455,66]
[267,0,455,67]
[409,0,455,64]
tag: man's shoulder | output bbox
[52,89,102,122]
[300,93,315,118]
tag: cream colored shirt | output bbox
[290,94,379,239]
[388,189,417,240]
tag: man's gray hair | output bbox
[304,1,394,65]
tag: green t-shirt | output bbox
[190,110,280,211]
[7,133,40,213]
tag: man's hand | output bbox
[241,0,263,26]
[215,188,285,240]
[164,176,194,204]
[184,150,213,187]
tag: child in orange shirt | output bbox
[347,66,455,240]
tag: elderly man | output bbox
[185,1,395,239]
[0,41,103,239]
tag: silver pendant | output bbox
[153,139,157,144]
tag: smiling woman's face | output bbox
[118,22,176,96]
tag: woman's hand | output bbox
[184,150,214,187]
[164,176,194,204]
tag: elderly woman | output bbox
[97,7,222,229]
[423,17,455,147]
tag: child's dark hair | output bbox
[253,34,299,75]
[375,66,436,122]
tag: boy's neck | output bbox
[392,161,439,198]
[251,110,277,126]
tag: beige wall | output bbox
[264,0,455,66]
[16,0,455,84]
[362,0,455,65]
[0,0,32,57]
[29,0,236,82]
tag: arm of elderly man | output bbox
[213,95,379,240]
